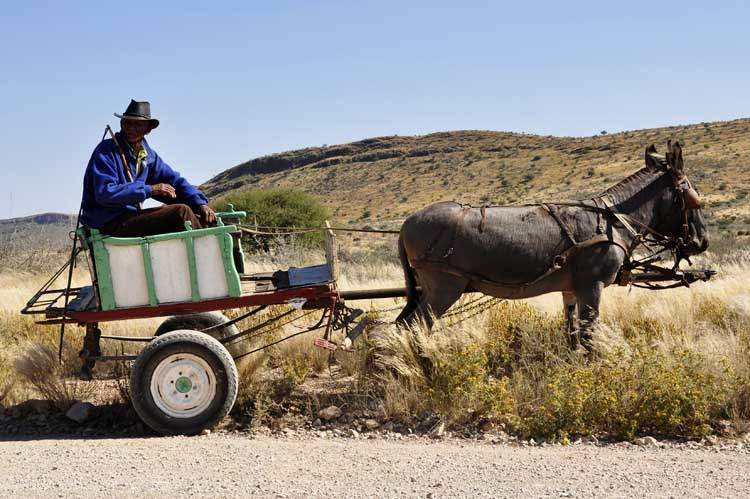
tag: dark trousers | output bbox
[101,204,205,237]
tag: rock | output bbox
[581,435,598,444]
[282,428,295,436]
[704,435,719,446]
[313,418,322,427]
[364,419,380,430]
[430,421,446,439]
[349,429,359,438]
[65,402,96,424]
[717,419,733,435]
[418,410,435,422]
[382,421,395,431]
[480,420,495,432]
[27,400,53,415]
[635,436,658,446]
[200,429,211,436]
[318,406,342,421]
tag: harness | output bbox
[412,167,702,291]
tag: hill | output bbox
[202,119,750,235]
[0,213,77,251]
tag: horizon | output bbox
[2,116,746,222]
[2,1,748,218]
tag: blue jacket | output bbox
[81,133,209,228]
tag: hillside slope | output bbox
[0,213,76,243]
[205,119,749,233]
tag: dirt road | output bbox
[1,434,748,498]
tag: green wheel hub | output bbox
[175,376,193,393]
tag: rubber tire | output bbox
[130,330,238,436]
[155,312,240,356]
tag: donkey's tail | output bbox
[395,231,419,324]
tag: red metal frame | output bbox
[37,283,339,325]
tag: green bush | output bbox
[514,347,731,440]
[480,301,734,440]
[214,188,329,251]
[423,343,515,425]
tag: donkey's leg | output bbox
[394,299,419,325]
[570,243,625,352]
[411,272,468,330]
[574,281,604,351]
[562,292,578,349]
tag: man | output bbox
[81,99,216,236]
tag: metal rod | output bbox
[81,355,137,362]
[201,305,267,333]
[233,319,328,361]
[99,335,154,342]
[58,211,82,363]
[339,287,420,300]
[219,308,296,345]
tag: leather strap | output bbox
[105,125,141,211]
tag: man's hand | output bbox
[150,183,176,198]
[199,204,216,225]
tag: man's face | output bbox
[121,119,152,143]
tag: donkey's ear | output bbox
[645,144,661,169]
[670,140,684,173]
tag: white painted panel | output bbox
[194,235,229,299]
[106,244,149,308]
[150,239,192,303]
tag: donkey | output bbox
[395,141,708,349]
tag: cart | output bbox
[21,206,371,435]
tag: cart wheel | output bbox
[155,312,240,356]
[130,330,238,436]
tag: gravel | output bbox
[1,434,749,498]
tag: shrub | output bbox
[14,343,94,410]
[0,352,15,406]
[423,343,515,424]
[213,188,329,251]
[516,346,731,440]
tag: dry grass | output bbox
[2,233,749,440]
[350,242,750,439]
[13,343,95,410]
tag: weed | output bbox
[14,343,94,410]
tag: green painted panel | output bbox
[91,224,239,246]
[140,243,158,306]
[184,236,201,302]
[88,228,116,311]
[217,232,242,297]
[82,220,245,309]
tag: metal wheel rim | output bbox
[150,353,217,419]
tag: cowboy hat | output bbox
[114,99,160,129]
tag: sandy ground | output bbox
[0,434,748,499]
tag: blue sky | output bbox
[1,1,748,217]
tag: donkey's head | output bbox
[644,141,708,257]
